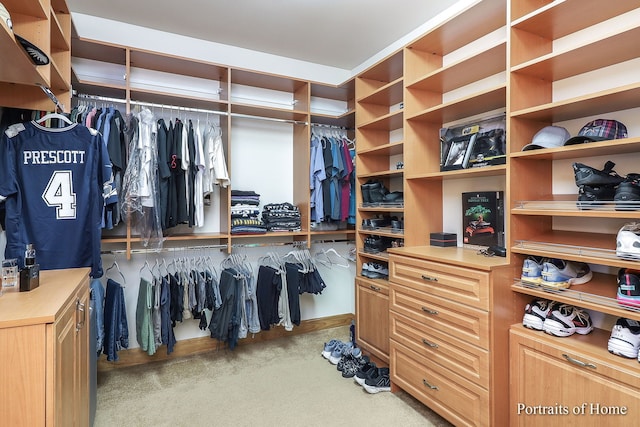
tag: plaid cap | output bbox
[565,119,628,145]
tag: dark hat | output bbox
[564,119,628,145]
[0,3,49,66]
[522,125,570,151]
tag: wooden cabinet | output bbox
[388,247,512,427]
[0,0,72,110]
[0,268,91,426]
[507,0,640,422]
[510,325,640,427]
[355,277,389,362]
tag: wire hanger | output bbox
[105,258,126,287]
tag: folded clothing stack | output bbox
[262,202,301,232]
[231,190,266,234]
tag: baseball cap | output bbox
[522,125,571,151]
[565,119,628,145]
[0,2,49,66]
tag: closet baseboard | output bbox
[97,313,354,372]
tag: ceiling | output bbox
[66,0,461,70]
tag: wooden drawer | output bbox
[390,310,489,388]
[391,341,489,427]
[389,254,489,311]
[390,283,489,349]
[510,326,640,427]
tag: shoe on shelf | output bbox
[520,256,546,285]
[354,360,378,386]
[608,317,640,359]
[522,299,558,331]
[617,268,640,307]
[577,184,617,209]
[573,160,625,187]
[540,259,592,289]
[366,262,389,279]
[368,181,389,205]
[361,262,372,278]
[360,179,379,206]
[381,191,403,205]
[616,222,640,260]
[614,173,640,211]
[543,304,593,337]
[363,367,391,394]
[391,218,404,234]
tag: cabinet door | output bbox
[53,296,77,426]
[355,278,389,361]
[510,327,640,427]
[76,288,90,426]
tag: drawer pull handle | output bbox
[562,354,596,369]
[421,306,439,315]
[421,275,438,282]
[422,379,439,390]
[422,338,439,348]
[369,285,381,292]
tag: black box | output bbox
[19,264,40,292]
[462,191,505,248]
[440,115,506,171]
[430,232,457,247]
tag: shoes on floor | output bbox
[617,268,640,308]
[616,222,640,260]
[363,367,391,394]
[341,352,369,378]
[608,317,640,359]
[329,341,354,365]
[520,256,545,285]
[321,339,342,360]
[522,298,558,331]
[337,346,362,372]
[354,360,378,386]
[540,259,592,289]
[614,173,640,211]
[543,304,593,337]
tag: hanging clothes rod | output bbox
[74,93,309,125]
[231,241,308,249]
[102,243,228,256]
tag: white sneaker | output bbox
[608,318,640,359]
[522,299,557,331]
[617,223,640,260]
[367,262,389,279]
[543,304,593,337]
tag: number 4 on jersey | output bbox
[42,170,77,219]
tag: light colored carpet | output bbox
[95,326,452,427]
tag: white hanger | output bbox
[36,112,73,126]
[105,259,126,287]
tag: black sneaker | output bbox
[615,173,640,211]
[573,160,624,186]
[368,181,389,205]
[354,360,378,386]
[577,184,617,209]
[341,353,368,378]
[363,367,391,394]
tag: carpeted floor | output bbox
[95,326,452,427]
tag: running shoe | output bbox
[540,259,592,289]
[522,299,557,331]
[614,173,640,211]
[520,256,545,285]
[363,367,391,394]
[329,341,354,365]
[354,360,378,386]
[616,268,640,308]
[543,304,593,337]
[616,222,640,260]
[321,339,342,359]
[608,317,640,359]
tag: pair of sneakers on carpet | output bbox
[321,339,390,394]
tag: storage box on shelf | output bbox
[508,0,640,420]
[403,0,507,248]
[0,0,71,110]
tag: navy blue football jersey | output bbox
[0,121,117,277]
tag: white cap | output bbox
[522,126,571,151]
[0,3,12,30]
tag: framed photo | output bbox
[442,134,474,171]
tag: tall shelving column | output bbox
[354,49,404,363]
[507,0,640,424]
